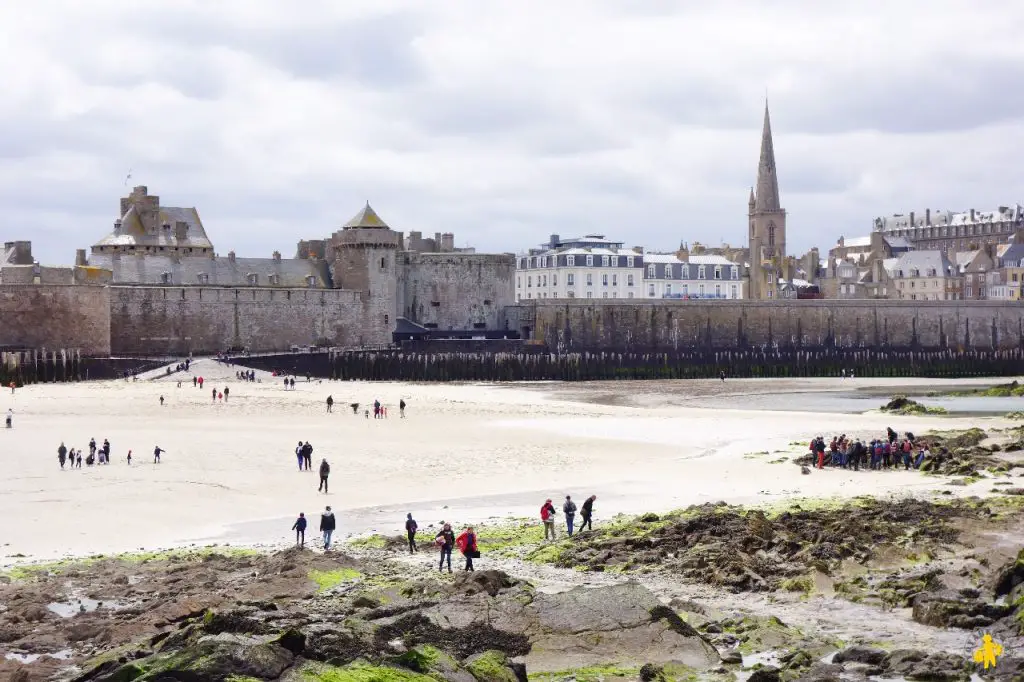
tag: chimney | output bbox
[633,246,644,254]
[75,249,87,266]
[174,221,188,241]
[434,232,442,250]
[549,234,560,248]
[228,251,236,263]
[970,208,976,222]
[272,250,281,261]
[440,233,454,252]
[113,218,122,235]
[909,211,915,226]
[926,208,931,225]
[838,235,844,247]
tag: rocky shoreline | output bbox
[4,425,1024,682]
[2,490,1023,681]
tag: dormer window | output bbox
[306,275,317,287]
[268,273,280,286]
[197,273,209,285]
[247,273,258,285]
[160,272,171,284]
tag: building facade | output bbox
[514,235,744,301]
[873,205,1024,253]
[886,251,962,301]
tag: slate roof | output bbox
[999,243,1024,267]
[89,253,327,287]
[93,205,213,250]
[343,202,389,229]
[885,251,956,278]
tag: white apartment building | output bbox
[643,253,744,300]
[515,235,744,301]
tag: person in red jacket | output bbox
[455,526,478,572]
[541,499,557,540]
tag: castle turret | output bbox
[327,202,400,345]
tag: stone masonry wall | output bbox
[527,299,1024,351]
[109,286,389,355]
[0,285,111,355]
[398,253,515,330]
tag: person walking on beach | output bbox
[579,495,596,532]
[292,512,307,547]
[290,378,295,390]
[320,506,336,550]
[436,523,455,573]
[58,442,68,469]
[102,439,111,465]
[295,441,304,471]
[303,442,313,471]
[4,408,11,429]
[326,395,334,413]
[127,450,132,465]
[456,527,478,572]
[224,387,229,401]
[541,499,557,540]
[159,395,165,406]
[399,399,406,418]
[153,446,164,463]
[89,438,96,458]
[318,458,330,493]
[75,450,82,468]
[563,495,577,536]
[405,513,419,553]
[198,376,204,389]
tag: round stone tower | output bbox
[328,202,400,346]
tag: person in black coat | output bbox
[292,513,307,547]
[579,495,597,532]
[318,458,330,493]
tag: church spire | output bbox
[754,102,781,213]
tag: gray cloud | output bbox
[1,2,1024,266]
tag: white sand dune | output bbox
[0,360,1012,563]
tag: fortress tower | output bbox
[747,103,787,299]
[327,202,400,345]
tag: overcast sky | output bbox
[3,1,1024,265]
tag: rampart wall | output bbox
[0,285,111,355]
[108,286,389,355]
[398,253,515,330]
[525,300,1024,351]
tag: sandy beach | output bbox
[0,361,1017,563]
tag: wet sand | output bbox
[0,362,1016,563]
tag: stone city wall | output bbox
[108,286,390,355]
[525,299,1024,351]
[398,253,515,330]
[0,285,111,355]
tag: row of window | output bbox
[519,255,742,276]
[886,222,1015,239]
[520,255,639,269]
[518,283,740,300]
[522,273,635,288]
[518,265,737,288]
[156,272,319,287]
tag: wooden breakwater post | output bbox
[0,348,81,387]
[226,346,1024,383]
[287,346,1024,382]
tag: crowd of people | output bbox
[57,437,113,468]
[808,426,930,471]
[288,493,600,573]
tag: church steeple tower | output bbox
[747,101,787,299]
[754,103,781,213]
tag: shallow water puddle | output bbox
[5,649,72,664]
[47,596,123,618]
